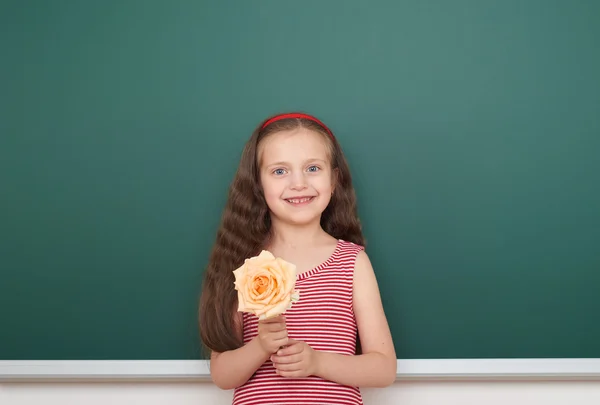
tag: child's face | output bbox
[258,128,335,227]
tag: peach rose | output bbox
[233,250,299,320]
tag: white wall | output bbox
[2,381,600,405]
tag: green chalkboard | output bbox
[2,0,599,360]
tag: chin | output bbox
[272,211,322,227]
[289,217,321,227]
[285,214,321,226]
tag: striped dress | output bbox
[232,239,364,405]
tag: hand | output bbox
[257,315,288,355]
[270,339,321,378]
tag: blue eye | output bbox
[307,165,320,172]
[273,168,286,175]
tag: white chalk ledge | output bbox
[1,359,600,382]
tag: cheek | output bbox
[260,177,283,203]
[316,175,334,194]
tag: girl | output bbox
[199,112,396,404]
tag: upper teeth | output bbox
[288,197,312,203]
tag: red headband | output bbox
[261,113,334,139]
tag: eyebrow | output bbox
[264,158,327,168]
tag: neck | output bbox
[267,219,326,250]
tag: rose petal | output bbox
[261,299,292,319]
[232,251,299,319]
[249,271,276,302]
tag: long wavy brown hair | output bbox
[198,113,365,354]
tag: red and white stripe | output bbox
[232,240,364,405]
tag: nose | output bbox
[289,171,308,191]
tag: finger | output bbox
[270,329,288,341]
[265,322,287,333]
[269,331,288,348]
[271,353,301,364]
[276,341,303,356]
[270,331,286,341]
[272,332,288,342]
[259,315,285,324]
[277,369,306,378]
[259,326,285,338]
[273,359,302,371]
[261,318,286,330]
[272,336,289,348]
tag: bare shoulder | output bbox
[353,249,376,282]
[354,248,371,267]
[352,249,396,359]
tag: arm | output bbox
[315,250,397,387]
[209,312,270,390]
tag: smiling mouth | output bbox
[285,197,315,205]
